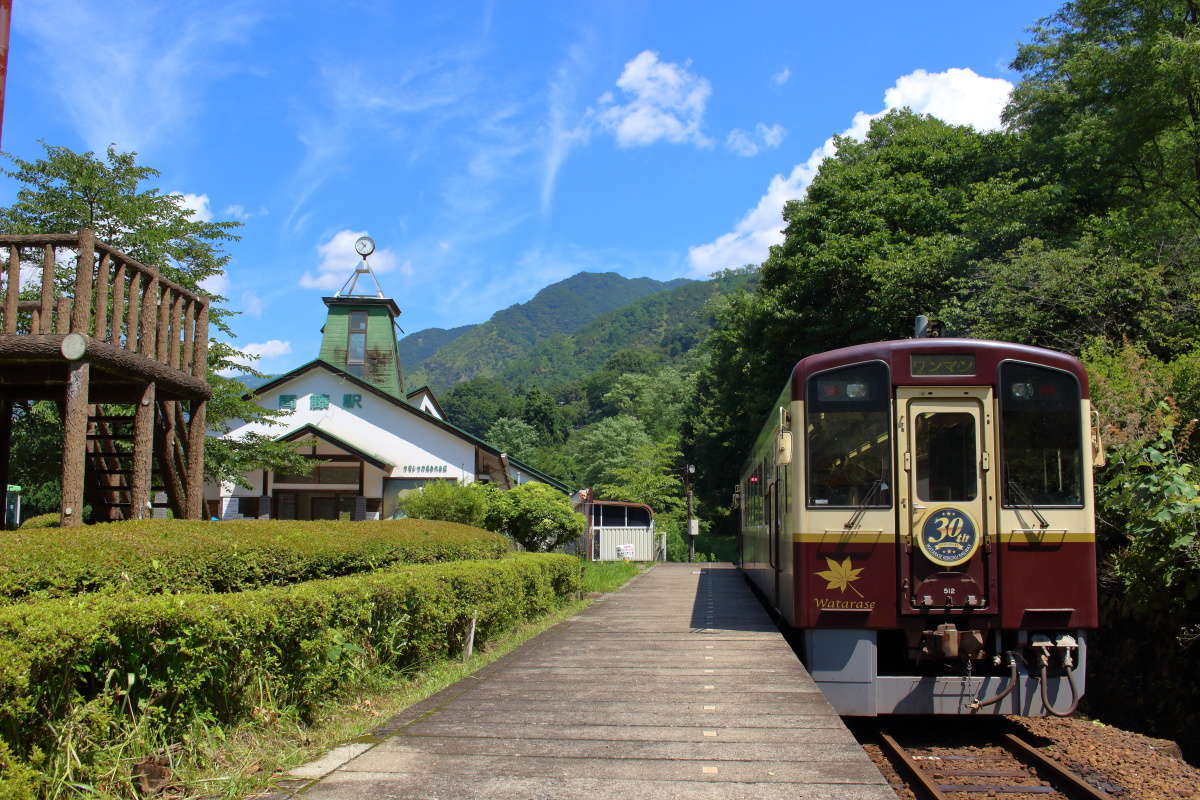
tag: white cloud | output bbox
[299,229,402,291]
[595,51,711,148]
[218,339,292,376]
[17,1,259,154]
[172,192,212,222]
[222,204,264,221]
[772,67,791,86]
[240,290,264,318]
[198,272,229,296]
[725,122,787,157]
[542,36,595,213]
[688,68,1013,276]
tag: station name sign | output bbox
[402,465,449,474]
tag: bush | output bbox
[400,481,494,527]
[15,513,57,530]
[485,482,585,552]
[0,518,510,603]
[0,554,580,792]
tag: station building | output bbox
[205,283,567,521]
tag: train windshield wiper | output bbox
[1007,479,1050,529]
[844,479,883,530]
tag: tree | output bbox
[400,480,493,528]
[485,482,584,551]
[570,415,653,489]
[595,441,684,514]
[1005,0,1200,228]
[0,143,310,493]
[520,387,567,444]
[484,417,539,462]
[441,376,517,437]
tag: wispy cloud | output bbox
[217,338,292,376]
[18,0,260,154]
[595,51,712,148]
[688,67,1012,276]
[542,34,596,214]
[772,67,791,86]
[725,123,787,157]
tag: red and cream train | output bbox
[738,334,1098,716]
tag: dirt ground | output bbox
[860,715,1200,799]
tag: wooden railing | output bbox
[0,230,209,379]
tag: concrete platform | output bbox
[269,563,894,799]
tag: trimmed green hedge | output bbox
[0,519,511,602]
[0,553,579,795]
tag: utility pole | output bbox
[685,463,696,563]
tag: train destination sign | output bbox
[911,353,976,376]
[917,507,981,568]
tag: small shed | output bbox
[574,489,661,561]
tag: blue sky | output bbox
[2,0,1061,374]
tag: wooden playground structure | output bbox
[0,230,210,526]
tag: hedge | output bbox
[0,519,511,602]
[0,553,580,795]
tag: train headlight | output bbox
[846,382,868,399]
[1011,382,1035,400]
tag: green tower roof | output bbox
[318,296,404,399]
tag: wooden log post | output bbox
[110,264,126,345]
[186,398,206,520]
[70,229,95,334]
[39,244,54,334]
[125,272,142,352]
[0,397,10,529]
[140,276,158,360]
[93,252,110,341]
[130,382,155,520]
[4,245,19,333]
[60,358,90,527]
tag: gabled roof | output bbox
[405,385,446,420]
[277,423,392,471]
[242,359,572,493]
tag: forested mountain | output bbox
[496,269,757,389]
[402,272,691,390]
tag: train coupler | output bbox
[921,623,986,660]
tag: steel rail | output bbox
[1002,733,1112,800]
[878,732,950,800]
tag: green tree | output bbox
[571,415,653,489]
[441,376,517,437]
[0,143,310,493]
[521,387,566,444]
[485,482,584,551]
[602,365,695,442]
[485,417,539,462]
[595,441,684,514]
[400,480,493,528]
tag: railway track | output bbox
[870,724,1115,800]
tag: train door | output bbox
[897,388,998,614]
[767,478,781,610]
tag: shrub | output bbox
[485,482,585,552]
[0,554,579,792]
[0,518,510,603]
[15,513,57,530]
[400,480,494,527]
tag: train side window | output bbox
[1000,362,1084,507]
[806,361,892,508]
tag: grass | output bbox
[166,558,646,799]
[580,560,645,593]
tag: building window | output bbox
[310,393,330,410]
[279,394,297,410]
[347,311,367,377]
[343,393,362,409]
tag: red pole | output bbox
[0,0,12,150]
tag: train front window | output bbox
[1000,362,1084,507]
[914,412,977,502]
[807,362,892,508]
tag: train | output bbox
[737,329,1099,716]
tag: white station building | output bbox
[205,252,567,521]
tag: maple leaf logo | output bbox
[815,557,864,597]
